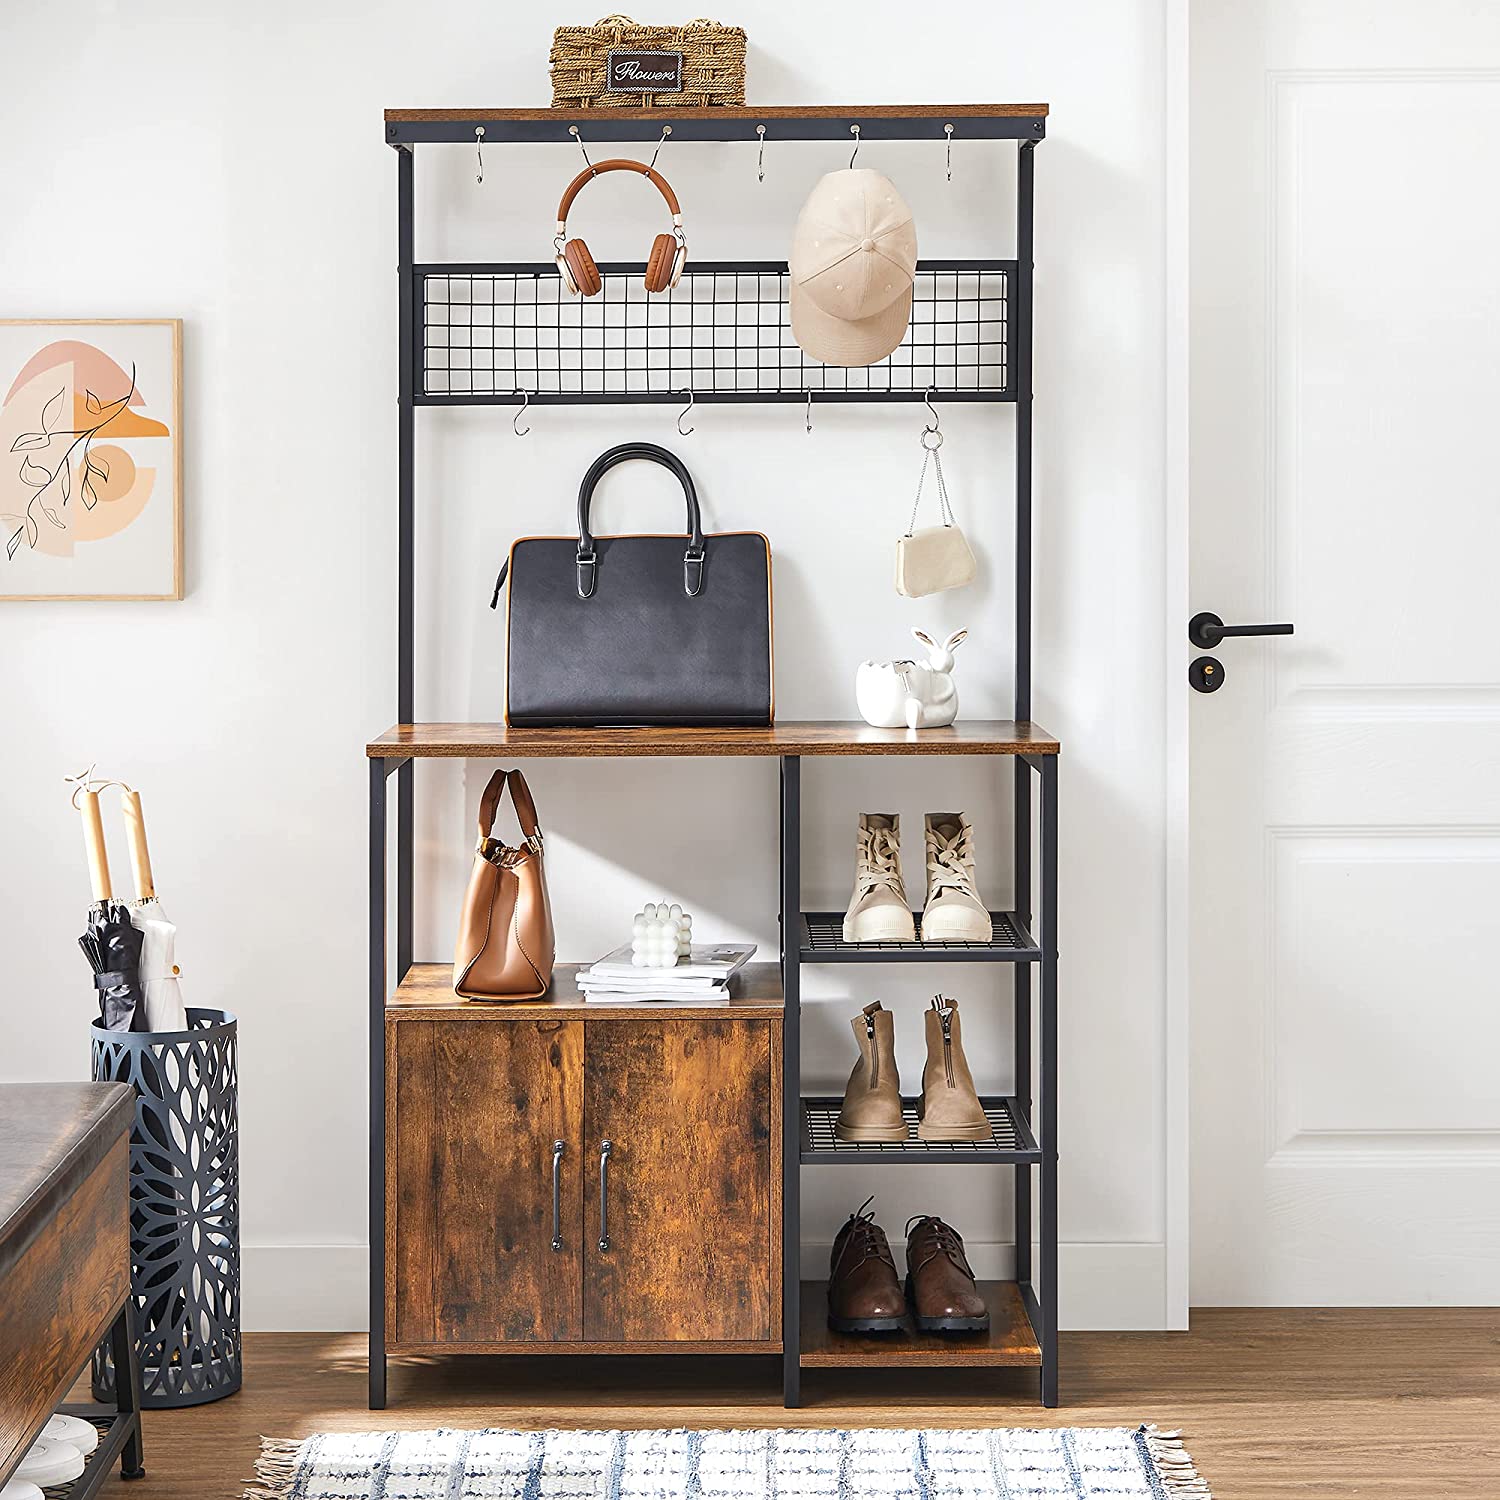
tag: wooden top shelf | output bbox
[388,961,784,1020]
[367,721,1059,760]
[384,104,1048,146]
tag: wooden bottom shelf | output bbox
[798,1280,1040,1367]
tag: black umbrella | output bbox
[74,783,147,1030]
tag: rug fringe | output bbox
[1141,1425,1213,1498]
[242,1436,307,1500]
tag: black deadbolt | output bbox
[1189,656,1225,693]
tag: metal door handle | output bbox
[1189,611,1294,649]
[550,1140,565,1252]
[597,1139,612,1251]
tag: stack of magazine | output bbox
[575,943,757,1004]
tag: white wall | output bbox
[0,0,1170,1331]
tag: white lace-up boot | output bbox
[920,813,992,942]
[843,814,915,942]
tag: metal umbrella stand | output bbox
[90,1009,242,1407]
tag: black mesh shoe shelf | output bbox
[369,104,1056,1413]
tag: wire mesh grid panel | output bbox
[800,911,1037,960]
[419,261,1011,401]
[801,1097,1035,1159]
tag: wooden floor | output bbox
[85,1310,1500,1498]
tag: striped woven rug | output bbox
[246,1425,1211,1499]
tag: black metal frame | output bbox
[370,110,1054,1414]
[44,1301,147,1496]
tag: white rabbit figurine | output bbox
[855,628,968,730]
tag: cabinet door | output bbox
[391,1018,583,1345]
[582,1018,777,1343]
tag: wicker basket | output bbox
[550,15,746,108]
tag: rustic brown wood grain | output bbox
[799,1281,1039,1367]
[582,1019,777,1345]
[0,1139,128,1481]
[390,1020,584,1345]
[366,721,1060,760]
[385,104,1050,123]
[81,1310,1500,1500]
[387,962,784,1021]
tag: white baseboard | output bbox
[241,1241,1166,1333]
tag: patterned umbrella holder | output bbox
[90,1008,241,1406]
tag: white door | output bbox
[1189,1,1500,1303]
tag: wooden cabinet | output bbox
[582,1018,776,1343]
[387,1007,780,1354]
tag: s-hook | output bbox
[804,389,814,434]
[568,123,596,175]
[512,389,530,437]
[677,387,695,436]
[922,386,943,442]
[648,124,672,171]
[944,122,954,182]
[475,126,485,185]
[848,123,861,170]
[756,123,766,183]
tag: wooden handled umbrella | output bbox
[72,775,145,1031]
[120,785,188,1032]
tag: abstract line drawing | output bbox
[0,320,181,599]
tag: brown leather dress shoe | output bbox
[828,1198,907,1333]
[905,1215,990,1331]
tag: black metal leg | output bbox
[369,757,388,1411]
[780,755,801,1409]
[110,1301,145,1479]
[1013,757,1033,1291]
[1039,755,1059,1407]
[396,758,413,981]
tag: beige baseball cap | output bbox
[789,168,919,367]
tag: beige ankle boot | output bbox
[921,812,992,943]
[835,1001,906,1142]
[844,814,915,943]
[917,996,990,1141]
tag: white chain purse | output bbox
[895,423,976,597]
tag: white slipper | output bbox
[16,1436,85,1487]
[44,1412,100,1456]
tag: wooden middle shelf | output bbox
[367,720,1060,760]
[798,1281,1040,1367]
[387,961,785,1020]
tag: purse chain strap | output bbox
[905,435,957,537]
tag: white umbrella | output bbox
[121,786,188,1032]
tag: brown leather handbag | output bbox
[453,769,555,1000]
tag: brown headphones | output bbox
[554,159,687,297]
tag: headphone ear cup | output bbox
[645,233,677,294]
[564,239,602,297]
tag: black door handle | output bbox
[1189,612,1294,650]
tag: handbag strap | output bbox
[905,443,957,537]
[575,442,706,599]
[476,769,543,849]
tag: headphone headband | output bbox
[555,158,684,234]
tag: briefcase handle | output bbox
[575,442,707,599]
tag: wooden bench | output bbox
[0,1082,145,1494]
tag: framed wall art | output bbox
[0,319,182,600]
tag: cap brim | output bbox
[789,282,912,368]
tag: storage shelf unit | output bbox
[801,1096,1041,1164]
[800,1280,1041,1368]
[369,102,1056,1412]
[799,910,1039,962]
